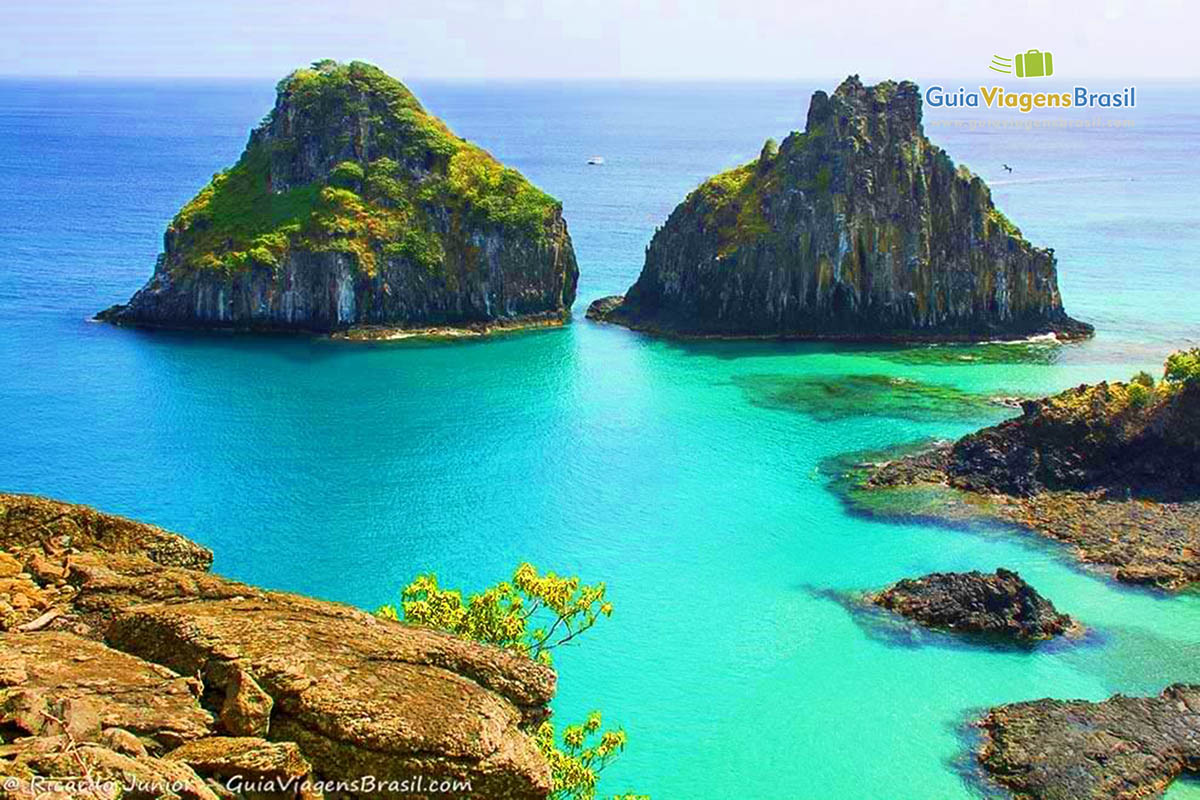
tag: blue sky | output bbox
[2,0,1194,79]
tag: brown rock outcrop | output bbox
[978,684,1200,798]
[868,569,1077,640]
[166,737,316,798]
[0,493,556,798]
[0,493,212,570]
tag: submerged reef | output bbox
[733,372,1024,422]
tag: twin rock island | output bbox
[98,61,1090,343]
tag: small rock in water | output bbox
[868,568,1077,640]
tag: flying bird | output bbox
[1002,164,1013,173]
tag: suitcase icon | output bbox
[1015,49,1053,78]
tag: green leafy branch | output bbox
[377,562,612,665]
[376,564,641,799]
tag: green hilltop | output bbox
[169,60,561,278]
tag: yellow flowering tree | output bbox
[376,562,613,665]
[376,564,642,800]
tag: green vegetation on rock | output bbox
[1043,350,1200,427]
[169,60,560,278]
[666,79,1028,268]
[377,564,643,800]
[691,162,772,258]
[171,144,321,275]
[1164,348,1200,386]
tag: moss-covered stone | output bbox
[99,60,578,334]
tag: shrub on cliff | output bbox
[1164,348,1200,387]
[1126,381,1151,409]
[376,562,612,665]
[378,564,644,800]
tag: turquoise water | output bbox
[1,78,1198,798]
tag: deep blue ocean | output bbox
[1,77,1198,798]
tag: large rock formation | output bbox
[978,685,1200,799]
[589,76,1090,341]
[868,569,1077,640]
[98,60,578,337]
[855,354,1200,589]
[0,493,555,798]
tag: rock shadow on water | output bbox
[798,584,1099,655]
[949,709,1013,800]
[732,373,1026,422]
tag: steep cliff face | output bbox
[590,76,1090,340]
[99,60,578,335]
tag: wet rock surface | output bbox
[868,569,1076,640]
[854,381,1200,590]
[977,684,1200,799]
[0,493,555,798]
[590,76,1090,341]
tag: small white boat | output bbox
[587,156,605,165]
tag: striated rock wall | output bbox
[98,60,577,335]
[109,234,575,334]
[591,76,1090,341]
[0,493,555,798]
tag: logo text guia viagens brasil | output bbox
[925,50,1135,113]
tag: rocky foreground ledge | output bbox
[978,685,1200,799]
[868,569,1078,641]
[852,361,1200,590]
[0,493,555,798]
